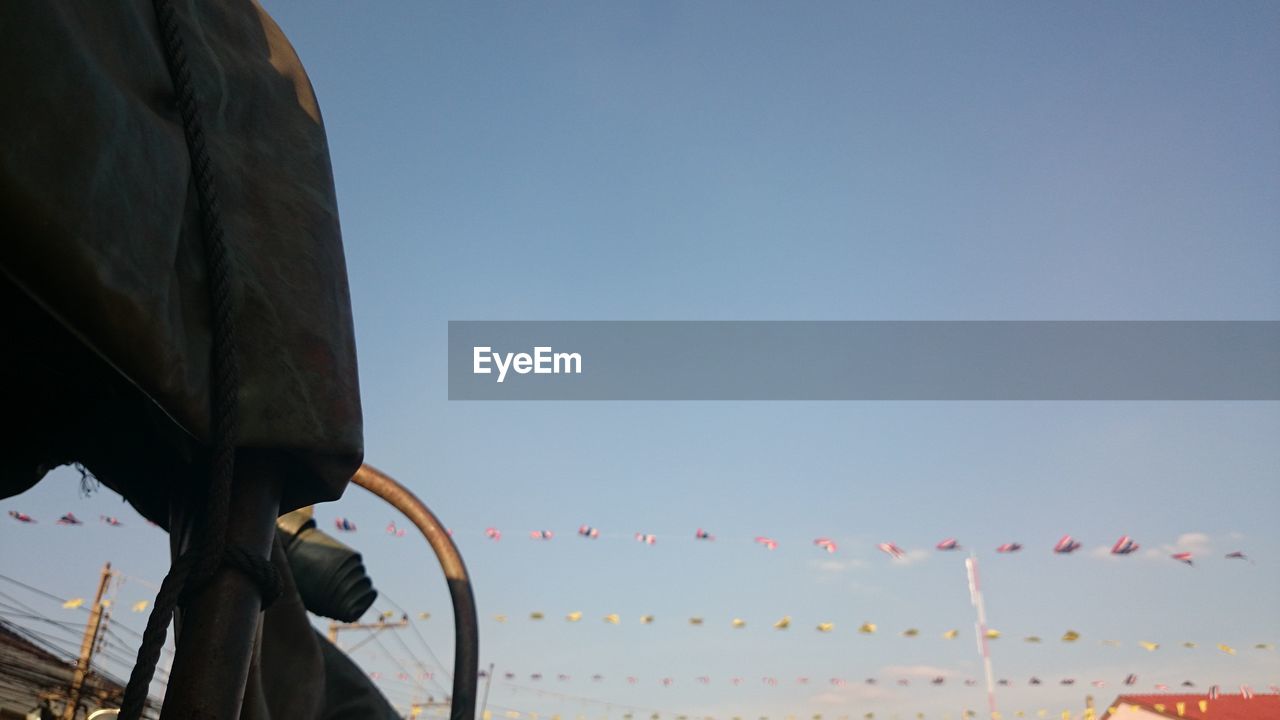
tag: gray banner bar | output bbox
[447,321,1280,400]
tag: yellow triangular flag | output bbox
[493,614,507,623]
[62,598,84,609]
[732,618,746,628]
[381,610,396,619]
[101,600,111,608]
[859,622,876,634]
[604,614,620,624]
[131,600,148,612]
[1061,630,1079,642]
[984,629,1000,639]
[773,616,791,630]
[1139,641,1159,651]
[689,617,704,625]
[566,611,582,622]
[943,629,959,639]
[418,612,431,620]
[817,622,835,632]
[1217,643,1236,655]
[529,611,544,620]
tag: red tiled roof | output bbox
[1101,693,1280,720]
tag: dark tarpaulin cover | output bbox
[0,0,363,509]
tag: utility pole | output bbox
[63,562,112,720]
[327,615,409,645]
[478,662,494,720]
[966,554,997,719]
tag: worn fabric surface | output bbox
[239,539,399,720]
[0,0,362,509]
[278,511,378,623]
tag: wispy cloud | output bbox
[893,548,931,566]
[1090,544,1121,560]
[1143,532,1214,560]
[810,558,868,575]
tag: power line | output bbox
[373,604,451,698]
[0,573,73,605]
[0,589,75,624]
[493,680,680,718]
[0,569,166,716]
[368,627,435,698]
[379,592,454,683]
[0,607,84,631]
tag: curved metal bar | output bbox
[353,464,479,720]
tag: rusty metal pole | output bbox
[352,464,478,720]
[160,457,282,719]
[63,562,113,720]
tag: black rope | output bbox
[119,0,271,716]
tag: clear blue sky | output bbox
[2,2,1278,718]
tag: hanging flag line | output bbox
[456,670,1280,694]
[457,612,1275,651]
[6,510,1257,568]
[415,693,1280,720]
[322,522,1251,568]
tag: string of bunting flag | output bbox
[340,524,1254,568]
[374,608,1274,654]
[477,612,1277,654]
[6,511,1257,568]
[460,671,1277,693]
[397,693,1280,720]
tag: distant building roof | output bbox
[1101,693,1280,720]
[0,619,126,718]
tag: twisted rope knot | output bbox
[208,546,282,609]
[171,546,282,610]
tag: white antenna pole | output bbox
[966,554,997,717]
